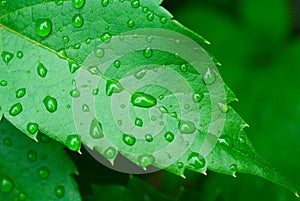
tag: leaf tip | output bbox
[295,192,299,198]
[180,174,186,179]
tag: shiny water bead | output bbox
[90,119,104,139]
[203,68,216,85]
[43,96,58,113]
[106,80,124,96]
[138,154,155,168]
[35,19,52,37]
[92,88,99,95]
[160,17,167,24]
[0,175,14,193]
[0,0,7,7]
[135,118,143,127]
[123,134,136,146]
[179,120,196,134]
[164,131,174,142]
[0,80,7,86]
[193,93,203,103]
[9,103,23,116]
[177,162,184,169]
[218,135,233,147]
[94,47,105,58]
[1,51,14,65]
[187,152,206,169]
[100,32,112,43]
[218,102,229,113]
[37,167,50,179]
[54,185,65,198]
[145,134,153,142]
[104,147,117,159]
[180,64,188,72]
[70,88,80,98]
[127,19,135,27]
[131,92,157,108]
[37,63,48,78]
[72,0,85,8]
[16,88,26,98]
[131,0,140,8]
[55,0,64,6]
[101,0,109,7]
[143,47,153,58]
[27,122,39,134]
[114,60,121,68]
[17,51,23,58]
[72,14,84,27]
[146,12,154,21]
[66,135,81,151]
[69,62,80,73]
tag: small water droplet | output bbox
[55,0,64,6]
[131,92,157,108]
[73,43,81,49]
[62,36,69,43]
[151,115,157,121]
[160,17,167,24]
[218,103,229,113]
[37,167,50,179]
[134,70,147,79]
[193,93,203,103]
[1,51,14,65]
[114,60,121,68]
[92,88,99,95]
[17,51,23,59]
[66,135,81,151]
[117,120,123,125]
[203,68,216,85]
[87,66,101,75]
[145,134,153,142]
[0,0,7,7]
[187,152,205,169]
[27,150,37,161]
[127,19,135,27]
[90,118,104,139]
[43,96,58,113]
[146,12,154,21]
[70,88,80,98]
[0,80,7,86]
[184,104,190,109]
[164,131,174,142]
[180,64,188,72]
[100,32,112,43]
[9,103,23,116]
[35,19,52,37]
[218,135,233,147]
[123,134,136,146]
[131,0,140,8]
[120,104,125,109]
[0,175,14,193]
[94,47,105,58]
[16,88,26,98]
[58,49,67,58]
[158,95,164,100]
[138,154,155,168]
[72,0,85,8]
[54,185,65,198]
[101,0,109,7]
[104,147,117,159]
[3,137,12,146]
[177,162,184,169]
[135,118,143,127]
[27,122,39,134]
[142,7,149,13]
[37,63,48,78]
[82,104,90,112]
[179,120,196,134]
[143,47,153,58]
[106,80,124,96]
[85,38,92,44]
[158,106,168,114]
[72,14,84,27]
[69,62,81,74]
[18,192,27,200]
[170,112,177,118]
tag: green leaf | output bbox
[0,119,80,201]
[0,0,297,196]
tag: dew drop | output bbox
[180,64,188,72]
[68,61,80,74]
[0,175,14,193]
[55,0,64,6]
[179,120,196,134]
[35,19,52,37]
[138,154,155,168]
[106,79,124,96]
[218,135,233,147]
[117,120,123,125]
[104,147,117,159]
[114,60,121,68]
[72,0,85,8]
[43,96,58,113]
[27,122,39,134]
[100,32,112,43]
[145,134,153,142]
[160,17,167,24]
[16,88,26,98]
[37,167,50,179]
[3,137,12,146]
[17,51,23,59]
[184,104,190,109]
[164,131,174,142]
[158,95,164,100]
[143,47,153,58]
[54,185,65,198]
[135,118,143,127]
[142,7,149,13]
[94,47,105,58]
[203,68,216,85]
[218,103,229,113]
[18,192,27,200]
[123,134,136,146]
[72,14,84,27]
[73,43,81,49]
[127,19,135,27]
[158,106,168,114]
[131,92,157,108]
[230,164,238,176]
[9,103,23,116]
[27,150,37,162]
[90,118,104,139]
[0,0,7,7]
[170,112,178,118]
[37,63,48,78]
[1,51,14,65]
[146,12,154,21]
[101,0,109,7]
[177,162,184,169]
[131,0,140,8]
[82,104,90,112]
[134,70,147,79]
[193,93,203,103]
[85,38,92,44]
[151,116,157,121]
[58,49,67,58]
[62,36,69,43]
[92,88,99,95]
[0,80,7,86]
[187,152,205,169]
[66,135,81,151]
[70,88,80,98]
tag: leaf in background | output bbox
[0,119,80,201]
[0,0,297,195]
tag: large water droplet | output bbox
[135,118,143,127]
[106,80,124,96]
[123,134,136,146]
[54,185,65,198]
[35,19,52,37]
[72,14,84,27]
[179,120,196,134]
[131,92,157,108]
[104,147,117,159]
[27,122,39,134]
[143,47,153,58]
[0,175,14,193]
[0,80,7,86]
[100,32,112,43]
[66,135,81,151]
[37,63,48,78]
[90,118,104,139]
[43,96,58,113]
[218,135,233,147]
[9,103,23,116]
[145,134,153,142]
[164,131,174,142]
[138,154,155,168]
[37,167,50,179]
[187,152,205,169]
[27,150,37,162]
[1,51,14,65]
[101,0,109,7]
[72,0,85,8]
[16,88,26,98]
[203,68,216,85]
[131,0,140,8]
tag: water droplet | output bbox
[82,104,90,112]
[131,0,140,8]
[72,14,84,27]
[170,112,177,118]
[66,135,81,151]
[18,192,27,200]
[101,0,109,7]
[135,118,143,127]
[16,88,26,98]
[0,0,7,7]
[43,96,58,113]
[17,51,23,59]
[158,95,164,100]
[180,64,188,72]
[164,131,174,142]
[37,63,48,78]
[177,162,184,169]
[143,47,153,58]
[160,17,167,24]
[142,7,149,13]
[218,135,233,147]
[187,152,205,169]
[127,19,135,27]
[131,92,157,108]
[85,38,92,44]
[1,51,14,65]
[27,122,39,134]
[0,80,7,86]
[37,167,50,179]
[72,0,85,8]
[104,147,117,159]
[179,120,196,134]
[158,106,168,114]
[146,12,154,21]
[54,185,65,198]
[151,115,157,121]
[114,60,121,68]
[184,104,190,109]
[73,43,81,49]
[92,88,99,95]
[94,47,105,58]
[3,137,12,146]
[230,164,237,176]
[117,120,123,125]
[0,175,14,193]
[145,134,153,142]
[90,119,104,139]
[138,154,155,168]
[61,36,69,43]
[193,93,203,103]
[55,0,64,6]
[9,103,23,116]
[70,88,80,98]
[218,103,229,113]
[100,32,112,43]
[35,19,52,37]
[58,49,67,58]
[106,79,124,96]
[69,61,80,73]
[27,150,37,161]
[203,68,216,85]
[123,134,136,146]
[134,70,147,79]
[87,66,101,75]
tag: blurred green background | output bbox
[72,0,300,200]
